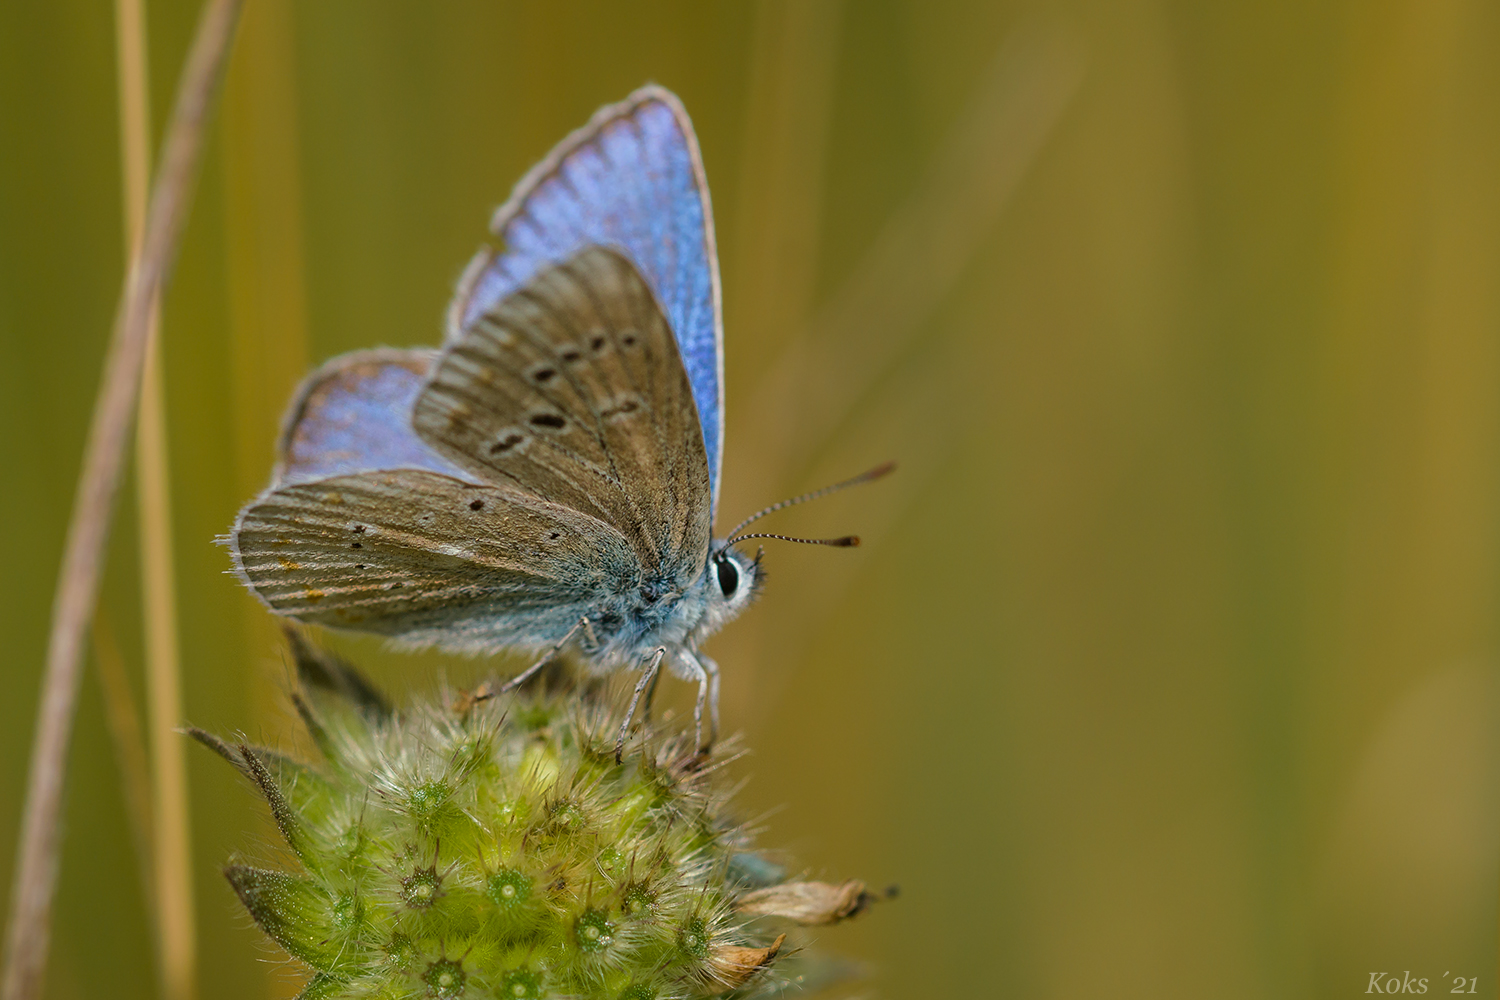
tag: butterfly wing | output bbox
[231,469,637,653]
[416,245,712,586]
[449,86,725,518]
[230,247,711,655]
[275,349,470,485]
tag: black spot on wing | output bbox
[600,398,640,420]
[490,432,524,454]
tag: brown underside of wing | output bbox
[233,469,629,631]
[412,246,711,581]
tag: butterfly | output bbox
[228,86,890,757]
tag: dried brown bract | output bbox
[736,879,872,925]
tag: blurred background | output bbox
[3,0,1499,997]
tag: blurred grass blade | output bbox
[0,2,242,998]
[744,21,1086,491]
[220,0,311,741]
[114,0,199,996]
[88,611,156,943]
[729,20,1084,725]
[731,0,844,369]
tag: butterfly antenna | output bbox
[724,532,861,550]
[723,461,896,542]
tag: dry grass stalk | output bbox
[114,0,199,995]
[0,1,243,997]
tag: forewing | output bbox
[275,349,470,485]
[449,86,725,516]
[414,246,711,583]
[231,469,636,653]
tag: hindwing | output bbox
[231,469,635,652]
[273,349,468,485]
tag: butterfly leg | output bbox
[691,651,721,747]
[615,646,667,763]
[679,653,712,758]
[579,615,601,653]
[492,615,590,696]
[640,660,664,725]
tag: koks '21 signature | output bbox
[1367,972,1478,994]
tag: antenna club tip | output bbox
[869,460,897,479]
[837,535,860,547]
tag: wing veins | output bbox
[511,267,670,552]
[545,252,700,561]
[425,355,629,528]
[493,288,624,469]
[606,259,695,553]
[551,255,669,454]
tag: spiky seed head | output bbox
[200,646,877,999]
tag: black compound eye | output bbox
[715,557,740,598]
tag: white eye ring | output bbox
[715,556,740,598]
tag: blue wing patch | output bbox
[275,349,472,486]
[449,85,725,519]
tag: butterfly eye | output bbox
[715,557,740,598]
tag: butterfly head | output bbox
[694,462,898,634]
[708,542,763,614]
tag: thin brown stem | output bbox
[116,0,199,994]
[0,1,242,998]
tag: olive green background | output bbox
[3,1,1499,997]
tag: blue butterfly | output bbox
[230,86,888,756]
